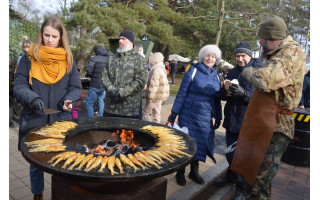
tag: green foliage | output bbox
[9,19,38,63]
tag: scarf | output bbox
[28,45,68,85]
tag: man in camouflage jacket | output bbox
[237,16,306,200]
[101,30,147,119]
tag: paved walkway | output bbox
[9,99,310,199]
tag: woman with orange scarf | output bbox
[13,16,81,200]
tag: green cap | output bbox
[257,15,287,40]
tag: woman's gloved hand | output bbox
[30,97,45,111]
[213,120,221,130]
[168,112,178,123]
[229,84,246,97]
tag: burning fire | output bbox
[89,129,141,156]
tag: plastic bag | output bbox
[166,121,189,135]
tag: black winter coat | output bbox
[85,46,112,88]
[221,58,262,133]
[13,54,81,150]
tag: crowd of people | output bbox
[11,14,309,200]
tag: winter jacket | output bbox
[242,35,306,139]
[170,62,177,73]
[221,58,262,133]
[299,70,310,108]
[171,62,222,162]
[13,53,81,150]
[101,46,147,116]
[145,62,170,102]
[85,46,112,88]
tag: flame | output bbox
[114,129,140,150]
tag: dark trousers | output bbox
[226,131,240,166]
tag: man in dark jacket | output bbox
[214,41,262,200]
[101,29,147,119]
[85,45,112,117]
[170,60,177,85]
[298,69,310,109]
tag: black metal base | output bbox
[52,175,167,200]
[281,145,310,167]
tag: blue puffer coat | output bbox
[13,53,81,150]
[171,62,222,162]
[221,58,262,133]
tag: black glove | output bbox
[229,84,246,97]
[213,120,221,130]
[107,89,120,98]
[168,112,178,124]
[220,89,230,101]
[30,97,45,111]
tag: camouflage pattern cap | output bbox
[257,15,287,40]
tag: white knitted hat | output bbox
[198,44,222,64]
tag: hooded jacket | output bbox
[242,35,306,139]
[145,62,170,102]
[85,46,112,88]
[171,62,222,162]
[221,58,262,133]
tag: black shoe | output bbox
[188,160,204,184]
[33,193,43,200]
[176,168,186,186]
[231,188,245,200]
[213,176,229,187]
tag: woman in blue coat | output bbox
[168,45,222,186]
[13,16,81,200]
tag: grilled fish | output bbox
[115,158,124,173]
[136,152,162,169]
[62,153,80,169]
[120,154,139,172]
[48,151,76,163]
[148,150,174,162]
[25,138,63,147]
[144,151,164,163]
[134,153,150,166]
[98,156,109,172]
[29,145,66,153]
[86,156,102,172]
[76,154,94,171]
[108,156,118,175]
[51,151,77,167]
[68,154,86,170]
[84,157,97,171]
[128,154,147,170]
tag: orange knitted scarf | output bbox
[28,45,67,85]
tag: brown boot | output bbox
[33,193,43,200]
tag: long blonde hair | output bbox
[32,16,73,72]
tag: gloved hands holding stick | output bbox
[30,97,45,111]
[229,84,246,98]
[167,112,178,125]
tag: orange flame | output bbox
[113,129,139,150]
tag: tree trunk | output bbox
[77,27,88,73]
[215,0,225,46]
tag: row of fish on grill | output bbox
[25,122,191,175]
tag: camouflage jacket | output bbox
[242,35,306,139]
[101,46,147,116]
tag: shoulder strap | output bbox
[191,68,197,82]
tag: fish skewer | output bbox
[144,151,164,163]
[149,150,174,162]
[115,158,124,173]
[108,156,118,175]
[75,154,94,171]
[120,155,139,172]
[51,152,77,167]
[86,156,102,172]
[84,157,97,172]
[25,138,63,147]
[62,153,80,169]
[128,154,147,170]
[136,152,162,169]
[29,145,66,153]
[68,154,86,170]
[134,153,150,166]
[98,156,109,172]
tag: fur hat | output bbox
[149,52,164,66]
[198,45,222,64]
[257,15,287,40]
[234,41,253,57]
[119,29,135,44]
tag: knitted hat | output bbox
[119,29,135,44]
[198,45,222,64]
[149,52,164,65]
[234,41,253,57]
[257,15,287,40]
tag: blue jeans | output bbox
[171,72,176,84]
[86,87,106,117]
[30,165,44,194]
